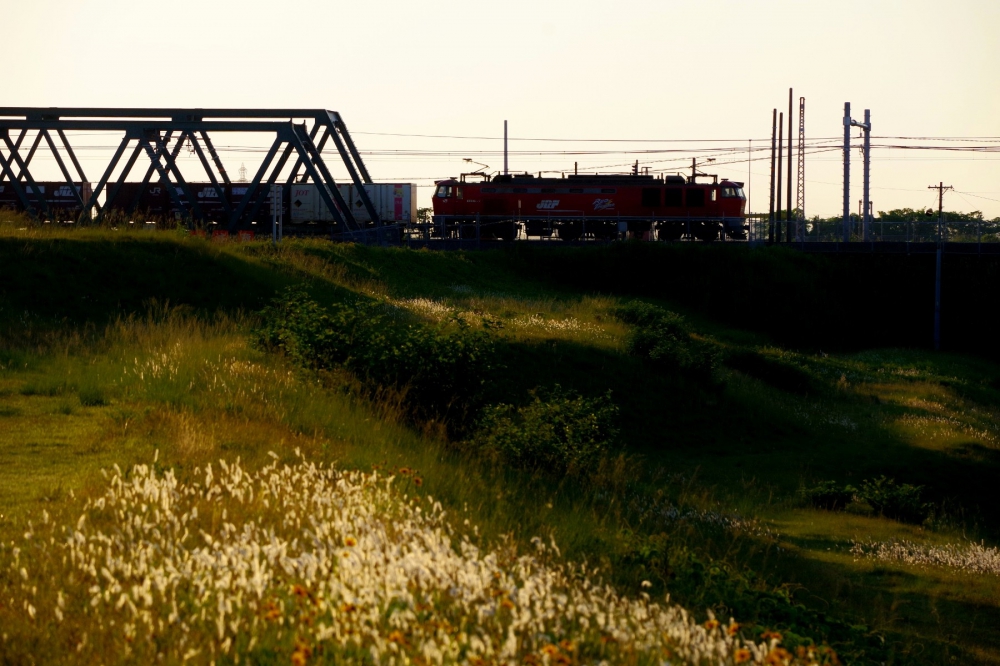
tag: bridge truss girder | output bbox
[0,108,378,232]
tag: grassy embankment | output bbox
[2,221,1000,664]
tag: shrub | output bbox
[612,302,718,382]
[254,287,498,420]
[857,476,929,524]
[469,386,619,473]
[78,385,109,406]
[801,481,856,511]
[801,477,930,523]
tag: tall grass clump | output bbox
[254,287,498,423]
[468,386,620,474]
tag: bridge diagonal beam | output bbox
[328,122,380,225]
[286,122,322,185]
[286,124,355,231]
[153,133,203,221]
[40,129,87,209]
[199,131,230,185]
[15,131,44,182]
[2,130,50,217]
[241,142,296,232]
[0,134,35,213]
[332,115,372,184]
[79,134,131,223]
[139,136,190,217]
[230,137,284,227]
[189,133,231,218]
[129,131,177,214]
[56,129,89,183]
[102,139,145,218]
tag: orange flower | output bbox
[388,630,407,645]
[765,647,793,665]
[339,602,358,613]
[344,536,358,547]
[291,641,312,666]
[540,644,561,657]
[413,476,424,487]
[524,655,541,666]
[399,467,412,476]
[558,640,575,652]
[263,600,282,621]
[704,618,720,630]
[760,631,783,641]
[292,584,309,598]
[500,598,515,610]
[727,622,741,636]
[734,648,752,664]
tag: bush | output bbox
[801,481,856,511]
[254,287,498,420]
[612,302,718,383]
[857,476,929,524]
[469,386,619,473]
[801,477,930,523]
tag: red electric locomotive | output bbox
[432,170,746,241]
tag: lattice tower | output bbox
[796,97,805,221]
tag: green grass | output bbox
[3,223,1000,663]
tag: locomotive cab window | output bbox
[435,185,454,198]
[721,187,746,199]
[686,189,705,207]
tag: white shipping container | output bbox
[288,183,416,224]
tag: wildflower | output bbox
[339,602,357,613]
[343,536,358,547]
[734,648,752,664]
[761,631,784,641]
[292,585,309,599]
[291,640,312,666]
[388,630,407,645]
[540,644,561,657]
[766,647,793,665]
[727,622,741,636]
[558,639,575,652]
[500,598,515,610]
[704,618,720,630]
[398,467,412,476]
[413,476,424,487]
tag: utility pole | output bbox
[796,97,806,241]
[777,112,783,242]
[503,120,508,175]
[786,88,793,242]
[856,110,872,241]
[843,103,851,242]
[769,109,776,243]
[928,181,952,351]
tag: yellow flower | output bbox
[734,648,752,664]
[388,630,407,645]
[704,618,720,630]
[727,622,741,636]
[540,644,561,657]
[344,536,358,547]
[765,647,793,665]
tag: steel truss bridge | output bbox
[0,107,378,233]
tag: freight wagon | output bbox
[288,183,416,225]
[0,181,93,220]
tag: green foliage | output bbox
[857,476,930,524]
[726,351,817,395]
[613,302,718,383]
[800,481,855,511]
[254,287,498,421]
[78,385,109,407]
[803,477,930,523]
[469,386,619,473]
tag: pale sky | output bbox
[3,0,999,217]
